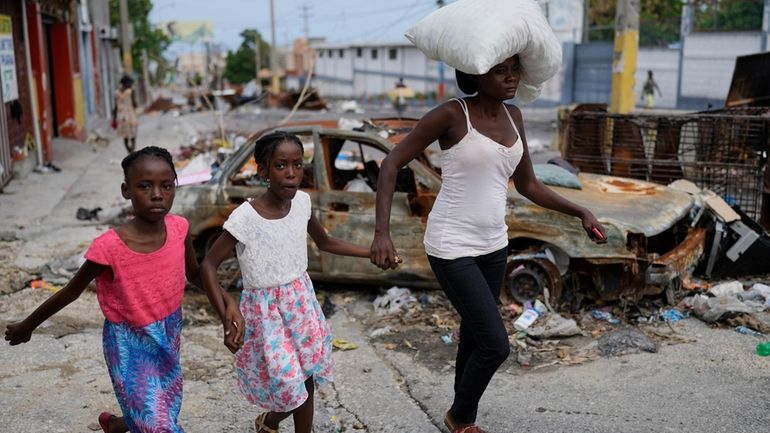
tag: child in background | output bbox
[4,146,217,433]
[200,131,380,433]
[113,76,139,153]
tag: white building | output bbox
[311,41,458,99]
[310,0,586,102]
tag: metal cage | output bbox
[565,109,769,222]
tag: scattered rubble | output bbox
[373,287,417,316]
[598,328,658,356]
[526,313,581,339]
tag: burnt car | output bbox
[172,118,705,307]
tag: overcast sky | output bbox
[151,0,445,55]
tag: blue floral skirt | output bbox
[102,308,185,433]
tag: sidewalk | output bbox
[0,112,219,273]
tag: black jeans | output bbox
[428,247,510,424]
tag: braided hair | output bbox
[121,146,177,181]
[253,131,304,168]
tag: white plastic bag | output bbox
[405,0,561,103]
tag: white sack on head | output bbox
[405,0,562,103]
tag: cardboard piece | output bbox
[705,196,741,223]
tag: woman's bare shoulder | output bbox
[420,99,465,128]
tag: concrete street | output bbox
[1,109,768,433]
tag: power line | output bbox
[299,3,313,39]
[310,1,436,24]
[345,1,436,41]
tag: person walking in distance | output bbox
[113,76,139,153]
[642,70,662,109]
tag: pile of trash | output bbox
[172,131,251,186]
[668,179,770,279]
[367,286,669,369]
[373,286,418,316]
[680,281,770,333]
[363,268,770,368]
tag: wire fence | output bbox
[565,108,769,222]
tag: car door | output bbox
[314,130,436,285]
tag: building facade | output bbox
[0,0,118,189]
[312,41,457,101]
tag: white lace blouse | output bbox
[223,191,311,288]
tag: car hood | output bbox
[553,173,693,236]
[507,173,695,259]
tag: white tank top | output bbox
[424,98,524,260]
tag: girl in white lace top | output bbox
[200,131,373,433]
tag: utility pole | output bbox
[676,1,694,108]
[142,50,151,103]
[255,32,262,87]
[119,0,133,74]
[609,0,639,113]
[582,0,590,43]
[269,0,279,95]
[436,0,446,100]
[300,3,312,40]
[761,0,769,52]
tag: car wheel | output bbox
[505,257,562,305]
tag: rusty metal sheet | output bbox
[648,228,707,285]
[726,52,770,108]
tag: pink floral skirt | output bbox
[236,272,333,412]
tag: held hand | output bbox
[222,302,245,354]
[370,232,401,270]
[581,210,607,244]
[5,321,33,345]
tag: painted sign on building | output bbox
[0,15,18,102]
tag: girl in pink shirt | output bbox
[4,147,238,433]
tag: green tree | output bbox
[109,0,170,77]
[694,0,764,31]
[223,29,271,85]
[586,0,683,46]
[639,0,682,46]
[586,0,616,42]
[586,0,764,44]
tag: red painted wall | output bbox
[49,22,79,139]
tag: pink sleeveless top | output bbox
[84,214,188,326]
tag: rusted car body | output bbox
[173,118,705,305]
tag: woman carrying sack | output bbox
[371,1,607,432]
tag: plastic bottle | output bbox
[757,342,770,357]
[513,309,540,331]
[735,326,765,338]
[591,310,620,324]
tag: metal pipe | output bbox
[21,0,44,168]
[119,0,132,74]
[676,1,694,109]
[762,0,769,52]
[269,0,279,94]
